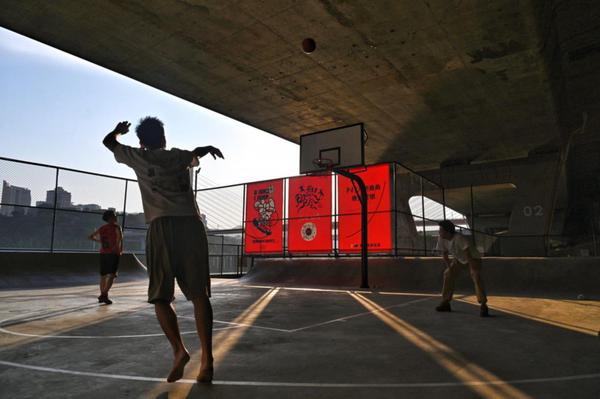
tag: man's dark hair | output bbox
[102,210,116,222]
[438,220,456,234]
[136,116,165,149]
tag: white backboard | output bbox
[299,124,365,174]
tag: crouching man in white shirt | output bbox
[435,220,489,317]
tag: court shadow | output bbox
[187,383,214,396]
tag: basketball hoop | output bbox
[307,158,336,176]
[312,158,335,170]
[299,123,364,174]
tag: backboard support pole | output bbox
[300,122,368,289]
[334,167,369,289]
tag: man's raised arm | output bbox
[103,121,131,151]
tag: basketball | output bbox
[302,38,316,53]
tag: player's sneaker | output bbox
[480,303,489,317]
[100,296,113,305]
[435,302,451,312]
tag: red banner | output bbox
[244,179,284,254]
[288,175,332,253]
[337,163,393,253]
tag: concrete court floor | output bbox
[0,279,599,399]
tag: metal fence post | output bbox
[240,183,246,273]
[420,177,426,255]
[236,244,241,276]
[442,186,447,221]
[283,178,287,258]
[393,163,398,257]
[220,235,224,276]
[470,184,476,246]
[194,168,200,200]
[49,168,59,253]
[122,180,128,233]
[592,207,598,257]
[334,173,339,257]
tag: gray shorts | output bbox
[146,216,211,303]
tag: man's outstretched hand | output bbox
[112,121,131,135]
[207,146,224,160]
[103,121,130,151]
[194,146,224,160]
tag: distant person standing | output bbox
[435,220,489,317]
[89,210,123,305]
[102,118,223,384]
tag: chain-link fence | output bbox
[0,157,243,276]
[196,162,593,258]
[2,157,592,264]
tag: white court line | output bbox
[289,296,432,332]
[0,286,433,339]
[0,325,240,339]
[378,292,438,297]
[175,315,290,333]
[1,295,432,338]
[213,320,291,333]
[239,284,372,295]
[178,296,433,333]
[0,360,599,388]
[0,306,241,339]
[1,305,98,327]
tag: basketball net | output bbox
[310,158,336,175]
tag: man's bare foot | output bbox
[196,365,214,384]
[167,351,190,383]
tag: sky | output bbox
[0,27,461,226]
[0,27,299,212]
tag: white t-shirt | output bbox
[436,233,481,264]
[113,144,199,223]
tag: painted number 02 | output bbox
[523,205,543,217]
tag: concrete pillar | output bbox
[504,157,565,256]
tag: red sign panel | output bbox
[244,179,284,254]
[288,175,333,253]
[338,163,393,253]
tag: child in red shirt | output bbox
[89,210,123,304]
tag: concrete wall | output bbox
[245,257,600,297]
[0,252,147,289]
[422,154,568,256]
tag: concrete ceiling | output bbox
[1,0,599,170]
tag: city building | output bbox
[45,186,72,208]
[1,180,32,216]
[76,204,101,212]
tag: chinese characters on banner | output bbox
[288,175,332,253]
[337,163,393,253]
[244,179,284,254]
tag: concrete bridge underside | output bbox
[1,0,599,250]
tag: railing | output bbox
[195,162,597,258]
[0,156,144,252]
[0,156,245,277]
[2,157,596,265]
[207,236,247,276]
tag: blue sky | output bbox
[0,27,463,225]
[0,27,299,190]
